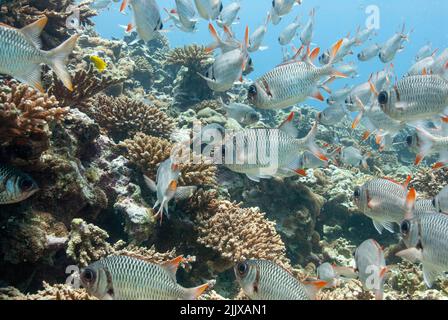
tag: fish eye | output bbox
[219,2,223,12]
[249,112,259,122]
[406,135,413,146]
[248,85,257,99]
[81,268,96,284]
[248,58,253,66]
[272,0,275,8]
[19,178,34,191]
[317,112,322,121]
[353,187,361,198]
[378,91,388,105]
[357,53,362,59]
[400,220,411,236]
[432,197,437,208]
[236,262,249,276]
[159,22,164,30]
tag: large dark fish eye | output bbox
[19,178,34,191]
[378,91,388,105]
[317,112,322,121]
[236,262,249,276]
[432,197,437,208]
[248,58,253,67]
[81,268,96,283]
[400,220,411,236]
[248,84,257,99]
[357,53,362,59]
[219,2,223,12]
[406,135,413,146]
[353,186,361,198]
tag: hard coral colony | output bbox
[0,0,448,302]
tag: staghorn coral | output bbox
[120,133,217,186]
[0,0,96,50]
[49,65,127,107]
[84,94,175,141]
[165,45,212,70]
[26,282,96,300]
[132,56,154,88]
[66,218,113,267]
[0,83,68,160]
[411,167,448,198]
[114,245,181,265]
[196,200,290,272]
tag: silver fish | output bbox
[433,185,448,214]
[144,158,197,222]
[0,17,78,92]
[91,0,112,9]
[397,211,448,287]
[407,56,435,76]
[220,98,260,126]
[317,104,348,126]
[409,126,448,168]
[326,85,352,105]
[353,177,416,234]
[415,43,433,62]
[80,255,209,300]
[248,12,270,52]
[300,8,316,46]
[206,23,241,54]
[194,0,222,20]
[332,146,369,169]
[271,0,302,17]
[354,239,387,300]
[379,24,410,63]
[319,36,356,65]
[234,259,326,300]
[175,0,199,31]
[378,75,448,122]
[216,2,240,28]
[248,40,347,110]
[431,48,448,75]
[278,15,301,46]
[357,43,381,62]
[336,62,358,78]
[120,0,163,42]
[0,164,39,205]
[354,26,376,45]
[270,7,282,25]
[223,112,327,182]
[317,263,357,288]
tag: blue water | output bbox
[91,0,448,102]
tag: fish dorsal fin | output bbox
[302,279,327,300]
[143,174,157,192]
[403,175,412,189]
[161,255,185,280]
[0,22,18,30]
[20,16,47,49]
[278,112,299,137]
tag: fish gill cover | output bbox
[0,0,447,301]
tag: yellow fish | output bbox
[90,55,107,72]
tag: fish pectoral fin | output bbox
[20,16,47,49]
[396,247,423,263]
[174,186,197,201]
[245,174,261,182]
[422,263,441,288]
[371,220,384,234]
[310,89,324,102]
[278,111,299,137]
[143,175,157,192]
[182,283,210,300]
[16,65,44,93]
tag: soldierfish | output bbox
[0,164,39,205]
[120,0,163,42]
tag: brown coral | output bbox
[84,95,175,141]
[193,99,225,115]
[114,245,180,265]
[27,282,96,300]
[49,65,127,107]
[411,167,448,198]
[0,0,96,50]
[0,83,68,159]
[165,45,212,70]
[196,200,290,272]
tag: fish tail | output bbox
[414,127,436,165]
[182,282,209,300]
[206,23,222,52]
[304,122,328,162]
[302,279,327,300]
[46,34,79,91]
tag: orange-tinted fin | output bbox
[369,80,379,96]
[303,279,328,299]
[415,153,424,165]
[405,188,417,213]
[362,131,371,141]
[351,112,363,129]
[330,39,344,61]
[309,47,320,61]
[403,175,412,189]
[183,283,210,300]
[441,115,448,123]
[422,68,427,76]
[295,169,307,176]
[311,90,324,101]
[433,162,446,170]
[161,255,185,277]
[208,23,219,39]
[120,0,128,12]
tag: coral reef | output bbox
[411,167,448,198]
[165,45,213,70]
[84,94,175,141]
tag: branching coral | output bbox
[165,45,212,70]
[0,0,96,50]
[66,218,113,267]
[192,99,225,115]
[120,133,217,186]
[196,200,290,272]
[26,282,96,300]
[83,95,175,141]
[48,65,127,107]
[114,245,180,265]
[0,83,68,159]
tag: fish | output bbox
[91,0,112,10]
[345,80,374,112]
[234,259,326,300]
[407,55,435,76]
[194,0,223,20]
[0,164,39,205]
[326,85,352,105]
[409,125,448,168]
[65,6,81,31]
[431,48,448,75]
[415,199,439,216]
[377,74,448,122]
[433,185,448,213]
[222,112,328,182]
[300,8,316,47]
[173,0,198,32]
[220,98,260,126]
[354,26,376,45]
[317,104,349,126]
[80,255,209,300]
[90,55,107,72]
[397,210,448,287]
[319,36,356,65]
[216,2,240,28]
[379,24,411,63]
[248,12,270,52]
[269,7,282,25]
[357,43,381,62]
[278,15,301,46]
[415,43,433,62]
[0,17,79,92]
[199,26,249,92]
[332,146,370,169]
[317,263,350,288]
[271,0,302,17]
[293,150,328,176]
[164,7,197,33]
[353,177,416,234]
[206,23,241,54]
[354,239,387,300]
[248,39,347,110]
[336,62,358,78]
[144,157,197,222]
[120,0,163,42]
